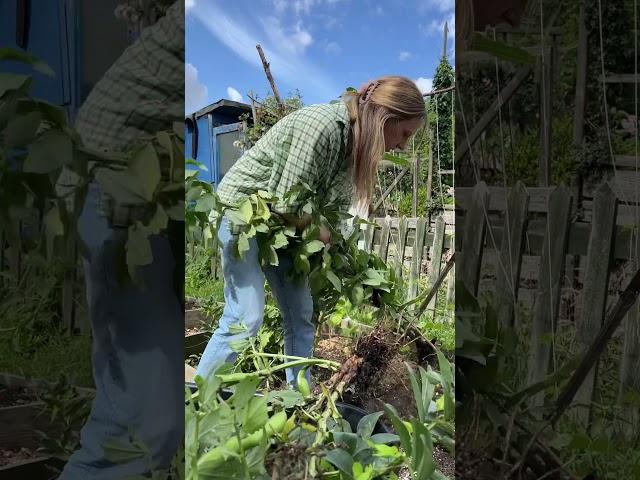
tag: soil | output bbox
[0,447,42,467]
[0,386,36,407]
[314,335,455,478]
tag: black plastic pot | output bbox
[185,381,392,435]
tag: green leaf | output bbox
[195,193,217,213]
[295,254,310,274]
[243,396,269,434]
[237,233,251,258]
[2,111,41,148]
[35,100,67,127]
[23,129,73,173]
[325,449,355,479]
[325,270,342,292]
[130,143,161,201]
[370,433,400,445]
[0,48,55,76]
[333,432,359,452]
[304,240,325,254]
[95,169,148,204]
[272,231,289,249]
[357,411,383,439]
[126,223,153,279]
[267,390,306,409]
[238,199,254,223]
[350,285,365,306]
[0,73,32,98]
[383,404,411,454]
[471,32,534,65]
[255,223,269,233]
[383,152,409,167]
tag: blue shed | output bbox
[185,99,252,188]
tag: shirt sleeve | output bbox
[270,117,330,215]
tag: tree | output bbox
[428,54,455,204]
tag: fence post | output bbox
[394,216,409,282]
[494,182,529,329]
[573,183,617,426]
[408,217,428,302]
[377,218,391,263]
[459,182,489,296]
[425,216,446,321]
[527,186,573,406]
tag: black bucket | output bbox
[185,381,392,435]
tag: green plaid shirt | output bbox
[216,100,354,223]
[56,0,184,226]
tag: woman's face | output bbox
[383,117,424,152]
[473,0,528,30]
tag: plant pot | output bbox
[185,382,392,435]
[185,332,210,358]
[185,308,207,330]
[0,456,66,479]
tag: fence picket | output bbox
[494,182,529,329]
[395,216,409,281]
[573,183,618,425]
[459,182,489,296]
[378,218,391,263]
[408,217,428,302]
[527,186,573,406]
[425,216,446,320]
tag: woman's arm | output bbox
[280,213,331,245]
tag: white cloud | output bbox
[185,62,209,114]
[226,86,243,102]
[189,3,339,101]
[418,0,454,14]
[261,17,313,56]
[185,0,196,12]
[325,41,342,54]
[398,51,412,61]
[414,77,433,95]
[273,0,345,16]
[374,5,384,15]
[273,0,287,14]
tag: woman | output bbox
[195,76,426,388]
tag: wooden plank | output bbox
[377,218,391,263]
[455,66,533,163]
[459,182,489,296]
[456,186,555,213]
[612,155,640,169]
[363,222,375,253]
[618,298,640,436]
[527,186,573,405]
[573,184,618,425]
[601,73,640,83]
[394,217,409,281]
[425,216,445,321]
[0,403,49,449]
[494,182,529,329]
[445,266,455,305]
[609,171,640,204]
[407,218,428,302]
[373,166,411,211]
[539,45,553,187]
[573,0,588,146]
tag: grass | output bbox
[0,254,94,388]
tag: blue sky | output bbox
[185,0,454,114]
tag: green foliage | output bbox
[505,114,577,186]
[428,56,454,183]
[238,91,304,148]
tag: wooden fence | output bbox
[186,213,455,315]
[0,209,89,334]
[456,181,640,424]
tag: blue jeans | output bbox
[196,216,316,387]
[59,183,183,479]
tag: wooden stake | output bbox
[256,44,283,109]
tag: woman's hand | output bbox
[319,225,331,245]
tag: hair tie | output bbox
[359,80,380,105]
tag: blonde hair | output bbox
[343,75,425,210]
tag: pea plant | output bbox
[186,352,454,480]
